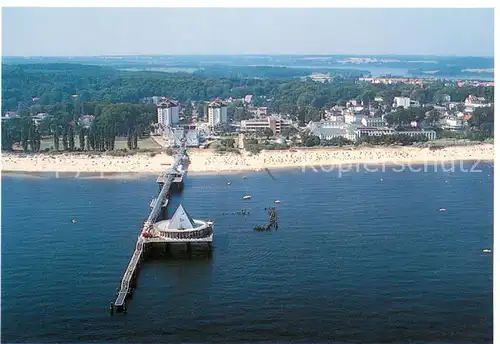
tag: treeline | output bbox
[1,117,42,152]
[359,134,429,145]
[3,63,494,126]
[1,101,155,152]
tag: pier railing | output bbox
[114,140,188,311]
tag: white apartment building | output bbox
[361,117,387,127]
[355,127,437,141]
[248,107,268,117]
[393,96,411,109]
[464,95,488,108]
[157,100,180,127]
[328,114,345,123]
[344,113,364,124]
[240,116,292,135]
[400,130,437,140]
[441,117,464,130]
[207,99,228,128]
[346,99,358,107]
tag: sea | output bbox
[1,162,493,343]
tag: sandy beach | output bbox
[1,144,494,175]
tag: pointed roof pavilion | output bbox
[167,204,196,230]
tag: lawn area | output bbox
[40,136,161,151]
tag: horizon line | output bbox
[2,53,495,59]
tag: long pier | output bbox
[113,140,188,313]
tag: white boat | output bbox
[242,195,251,200]
[274,200,281,204]
[439,208,447,212]
[227,181,232,185]
[483,249,492,253]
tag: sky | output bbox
[1,7,495,57]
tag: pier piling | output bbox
[112,137,212,314]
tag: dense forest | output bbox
[2,63,494,114]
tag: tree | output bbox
[28,121,36,152]
[221,138,235,148]
[304,135,321,147]
[425,109,441,125]
[62,127,68,151]
[133,127,138,149]
[257,128,274,139]
[85,130,91,151]
[468,106,494,138]
[79,127,86,150]
[53,126,61,151]
[196,102,207,120]
[183,101,193,118]
[32,126,41,152]
[232,106,252,121]
[68,125,75,151]
[88,124,96,150]
[1,119,20,151]
[20,121,29,152]
[281,126,298,139]
[127,128,133,150]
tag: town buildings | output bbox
[248,107,268,117]
[165,127,201,147]
[308,73,333,83]
[79,115,95,129]
[157,99,180,127]
[393,96,411,109]
[361,117,386,127]
[464,95,488,108]
[240,116,293,135]
[306,116,437,143]
[207,99,228,128]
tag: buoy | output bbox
[483,248,492,253]
[71,219,77,224]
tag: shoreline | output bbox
[1,144,494,176]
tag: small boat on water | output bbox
[227,181,232,185]
[71,219,77,224]
[483,248,492,253]
[275,200,281,204]
[439,208,447,212]
[242,176,247,180]
[242,195,251,200]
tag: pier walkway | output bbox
[114,141,187,310]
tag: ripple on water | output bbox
[1,165,493,343]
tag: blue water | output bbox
[1,163,493,343]
[275,64,494,80]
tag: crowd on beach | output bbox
[1,144,493,174]
[199,145,494,172]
